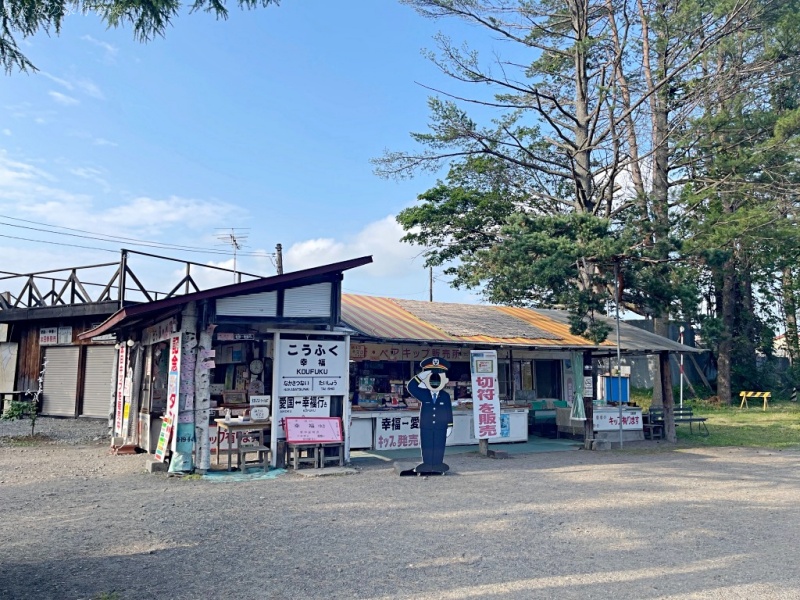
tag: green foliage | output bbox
[1,398,38,436]
[1,0,279,73]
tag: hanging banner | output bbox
[155,332,182,461]
[278,339,347,395]
[142,317,177,346]
[470,350,501,439]
[114,345,128,437]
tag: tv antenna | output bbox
[215,228,250,281]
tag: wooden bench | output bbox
[674,407,709,436]
[739,391,770,411]
[643,408,664,440]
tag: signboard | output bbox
[278,339,347,395]
[470,350,502,439]
[155,333,181,461]
[285,417,343,444]
[374,414,421,449]
[583,376,594,398]
[350,343,468,363]
[142,317,177,346]
[0,342,19,394]
[39,327,58,346]
[57,327,73,345]
[593,408,642,431]
[276,396,330,438]
[217,332,256,341]
[0,323,7,343]
[114,345,128,436]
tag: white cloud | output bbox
[93,137,117,147]
[48,91,79,106]
[81,35,119,64]
[70,167,109,190]
[2,129,10,136]
[285,215,423,279]
[43,72,104,100]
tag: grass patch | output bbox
[93,593,122,600]
[675,401,800,449]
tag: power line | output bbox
[0,232,121,253]
[0,215,276,258]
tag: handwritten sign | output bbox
[285,417,343,444]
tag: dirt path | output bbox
[2,440,800,600]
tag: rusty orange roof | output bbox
[341,294,613,348]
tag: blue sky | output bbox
[0,1,490,303]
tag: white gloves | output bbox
[446,426,453,438]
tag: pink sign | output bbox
[285,417,343,444]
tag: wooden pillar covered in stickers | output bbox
[169,301,198,473]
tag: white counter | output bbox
[350,408,529,450]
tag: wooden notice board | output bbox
[285,417,343,444]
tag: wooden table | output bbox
[214,418,271,471]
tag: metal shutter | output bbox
[81,346,116,418]
[41,346,79,416]
[216,291,278,317]
[283,283,331,318]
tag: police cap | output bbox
[419,356,450,372]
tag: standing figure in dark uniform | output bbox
[404,357,453,475]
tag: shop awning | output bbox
[341,295,700,355]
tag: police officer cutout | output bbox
[405,357,453,475]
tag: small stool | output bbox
[237,430,270,472]
[319,443,344,468]
[286,443,320,470]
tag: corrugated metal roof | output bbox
[341,295,700,354]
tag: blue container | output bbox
[605,376,629,403]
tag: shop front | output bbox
[79,257,372,471]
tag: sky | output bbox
[0,1,490,304]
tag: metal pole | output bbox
[615,261,623,449]
[679,326,685,409]
[429,266,433,302]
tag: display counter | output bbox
[350,407,528,451]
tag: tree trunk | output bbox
[651,318,671,408]
[660,351,677,442]
[718,256,736,405]
[783,266,799,366]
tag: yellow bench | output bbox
[739,391,770,411]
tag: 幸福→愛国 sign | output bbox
[278,339,347,395]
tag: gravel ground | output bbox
[0,417,110,447]
[2,421,800,600]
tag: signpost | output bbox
[470,350,501,456]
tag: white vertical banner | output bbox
[167,333,183,452]
[114,345,128,437]
[470,350,501,439]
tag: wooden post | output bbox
[583,351,595,449]
[194,302,213,473]
[660,351,677,442]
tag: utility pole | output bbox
[276,243,284,275]
[429,266,433,302]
